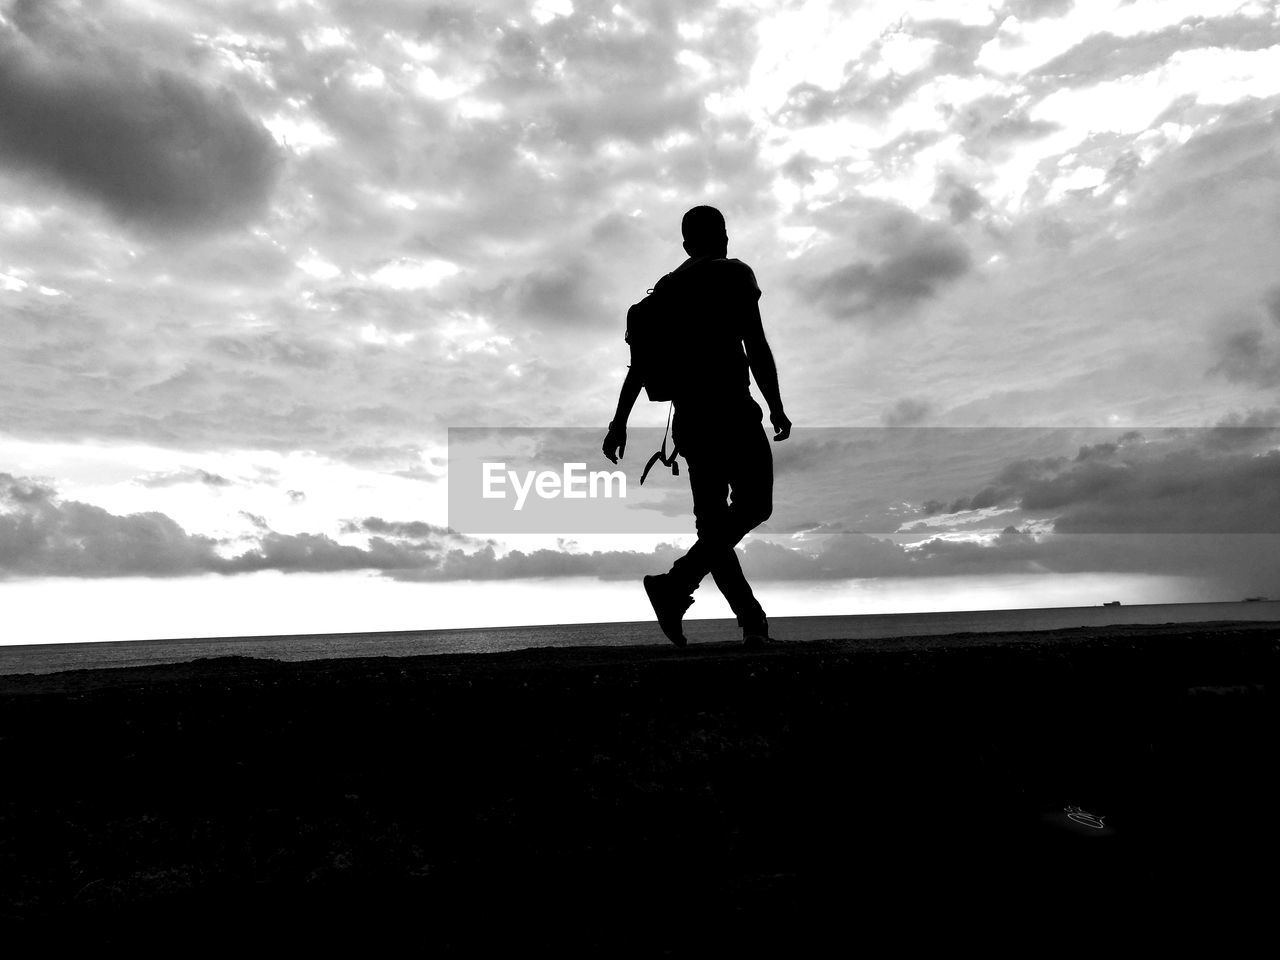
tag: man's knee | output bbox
[693,508,729,538]
[740,498,771,530]
[752,502,772,528]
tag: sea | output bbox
[2,600,1278,677]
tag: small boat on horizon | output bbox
[1244,596,1268,602]
[1102,600,1121,607]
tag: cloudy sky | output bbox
[3,0,1280,644]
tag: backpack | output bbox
[625,272,685,403]
[625,273,685,483]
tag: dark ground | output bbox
[2,621,1277,951]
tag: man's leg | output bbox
[709,424,772,634]
[665,446,730,595]
[643,445,728,646]
[709,550,766,633]
[667,424,773,625]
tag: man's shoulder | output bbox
[726,258,760,289]
[680,257,761,297]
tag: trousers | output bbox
[667,408,773,631]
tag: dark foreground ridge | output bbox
[3,621,1277,949]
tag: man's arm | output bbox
[602,365,644,463]
[742,301,791,441]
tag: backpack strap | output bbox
[639,403,680,485]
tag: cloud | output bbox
[1031,13,1280,89]
[3,0,1280,618]
[949,94,1061,155]
[547,90,705,149]
[1209,328,1280,387]
[775,18,993,127]
[1202,407,1280,451]
[882,398,932,426]
[384,522,1280,593]
[340,516,475,543]
[206,333,337,371]
[220,531,435,575]
[6,468,1280,594]
[1002,0,1074,20]
[0,472,444,578]
[1042,451,1280,534]
[792,198,973,321]
[135,468,233,488]
[926,427,1280,534]
[388,542,678,582]
[1,470,227,577]
[1208,286,1280,388]
[798,238,971,320]
[0,0,784,453]
[932,173,987,224]
[0,4,280,232]
[502,261,608,328]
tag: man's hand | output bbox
[770,409,792,442]
[602,422,627,463]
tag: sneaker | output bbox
[643,574,694,648]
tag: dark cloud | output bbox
[135,469,233,488]
[1043,451,1280,534]
[0,7,280,232]
[1209,327,1280,387]
[911,529,1280,593]
[1207,287,1280,388]
[504,261,608,328]
[221,532,434,575]
[340,516,478,544]
[387,543,664,582]
[7,469,1280,591]
[1002,0,1075,20]
[932,173,986,224]
[948,95,1059,159]
[1,470,226,577]
[0,473,442,578]
[240,510,269,530]
[781,153,818,185]
[1203,408,1280,452]
[383,521,1280,591]
[797,227,972,320]
[928,430,1280,533]
[206,333,336,371]
[882,398,932,427]
[389,525,1280,592]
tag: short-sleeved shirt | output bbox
[652,256,764,446]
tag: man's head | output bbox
[681,205,727,259]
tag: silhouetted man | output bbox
[603,205,791,648]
